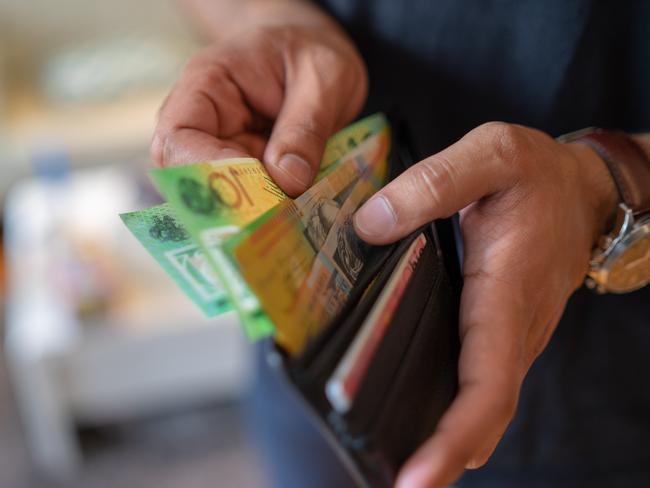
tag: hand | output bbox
[353,122,618,487]
[151,20,367,197]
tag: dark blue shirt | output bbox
[313,1,650,486]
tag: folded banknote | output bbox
[121,113,390,351]
[224,125,390,354]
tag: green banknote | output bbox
[224,125,390,355]
[291,165,385,352]
[150,158,287,339]
[120,203,231,316]
[120,113,389,341]
[317,113,388,180]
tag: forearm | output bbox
[179,0,338,42]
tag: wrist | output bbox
[562,128,650,245]
[565,141,619,242]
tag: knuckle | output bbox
[489,121,522,155]
[183,50,215,76]
[279,119,328,151]
[280,29,320,67]
[277,25,306,47]
[191,63,228,92]
[180,48,231,88]
[313,42,342,67]
[477,121,530,174]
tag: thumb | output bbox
[264,99,337,197]
[263,59,354,197]
[354,122,523,244]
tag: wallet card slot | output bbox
[317,230,458,487]
[289,241,397,373]
[290,229,427,386]
[287,128,423,377]
[335,232,440,436]
[355,261,458,484]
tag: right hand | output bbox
[151,22,367,197]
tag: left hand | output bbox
[151,20,367,197]
[353,122,618,487]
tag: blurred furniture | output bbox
[1,89,168,198]
[0,0,198,199]
[3,165,253,479]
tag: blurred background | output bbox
[0,1,266,486]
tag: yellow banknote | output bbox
[227,126,390,354]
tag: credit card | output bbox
[325,233,427,413]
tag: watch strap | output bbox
[572,129,650,214]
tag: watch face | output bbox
[606,223,650,293]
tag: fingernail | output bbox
[354,195,396,237]
[277,153,313,188]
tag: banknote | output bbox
[121,113,389,340]
[325,233,427,413]
[317,113,388,180]
[226,127,390,354]
[282,156,388,354]
[150,158,287,338]
[295,162,388,346]
[120,203,231,316]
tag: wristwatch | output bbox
[558,128,650,293]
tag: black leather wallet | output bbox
[268,122,462,487]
